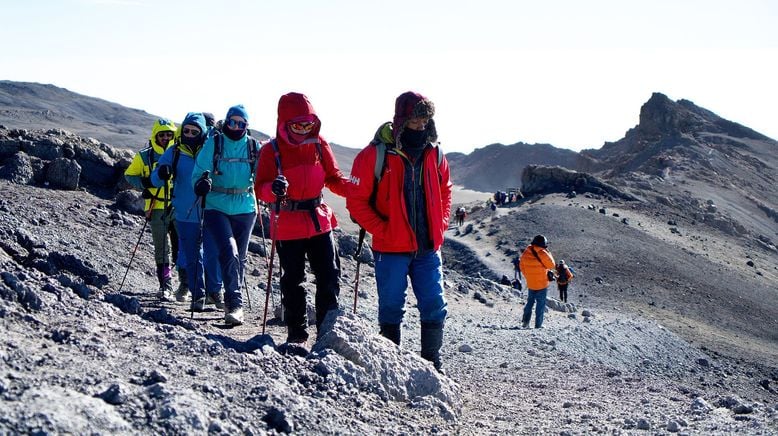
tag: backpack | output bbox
[557,265,571,284]
[212,132,259,178]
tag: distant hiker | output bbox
[124,118,181,302]
[520,234,556,329]
[555,260,574,303]
[455,207,467,226]
[512,255,521,281]
[191,105,259,326]
[152,112,224,312]
[347,91,452,372]
[254,92,349,343]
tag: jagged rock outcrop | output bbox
[0,126,134,195]
[520,165,638,200]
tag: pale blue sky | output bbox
[2,0,777,152]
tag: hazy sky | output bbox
[2,0,777,153]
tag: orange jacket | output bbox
[520,245,556,291]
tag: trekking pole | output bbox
[117,196,156,293]
[191,171,209,320]
[261,197,283,335]
[161,176,171,299]
[243,262,253,311]
[257,202,277,309]
[353,228,366,314]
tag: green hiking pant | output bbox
[149,208,178,266]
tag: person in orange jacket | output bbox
[519,234,556,328]
[254,92,350,343]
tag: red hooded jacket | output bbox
[254,93,349,240]
[347,138,452,253]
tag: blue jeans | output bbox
[203,210,256,310]
[375,250,448,325]
[522,288,548,328]
[176,220,223,301]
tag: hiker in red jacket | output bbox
[347,91,452,372]
[254,92,349,343]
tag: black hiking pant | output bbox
[558,284,569,303]
[276,231,341,335]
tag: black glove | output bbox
[271,175,289,197]
[141,177,153,189]
[194,177,212,197]
[157,164,172,181]
[141,189,153,199]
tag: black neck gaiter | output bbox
[223,128,246,141]
[400,128,427,149]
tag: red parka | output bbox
[347,136,453,253]
[254,93,349,240]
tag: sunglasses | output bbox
[226,119,247,130]
[289,121,315,134]
[182,127,201,137]
[157,132,174,138]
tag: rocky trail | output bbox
[1,182,777,434]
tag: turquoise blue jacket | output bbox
[191,132,258,215]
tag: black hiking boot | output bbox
[420,321,444,374]
[379,323,401,346]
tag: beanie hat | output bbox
[531,235,548,248]
[392,91,437,148]
[225,104,249,122]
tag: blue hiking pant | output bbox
[203,210,256,311]
[374,250,448,325]
[176,220,223,301]
[523,288,548,328]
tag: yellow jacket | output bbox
[124,118,177,211]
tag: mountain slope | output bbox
[0,81,163,149]
[446,142,591,192]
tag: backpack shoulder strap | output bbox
[270,139,283,176]
[247,135,259,177]
[170,146,181,180]
[368,140,390,207]
[212,133,223,175]
[139,143,154,168]
[373,141,387,182]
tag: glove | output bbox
[194,177,212,197]
[141,177,153,189]
[271,175,289,197]
[157,164,172,181]
[141,189,153,199]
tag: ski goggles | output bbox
[289,121,315,134]
[226,119,248,130]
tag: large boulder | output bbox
[0,151,35,185]
[46,157,81,190]
[520,165,639,201]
